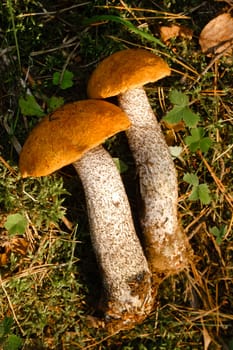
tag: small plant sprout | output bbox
[19,93,44,117]
[209,225,227,244]
[183,173,211,205]
[52,69,74,90]
[163,89,200,128]
[87,48,191,280]
[19,99,153,329]
[4,213,27,236]
[19,69,74,119]
[185,127,212,153]
[0,316,22,350]
[47,96,65,112]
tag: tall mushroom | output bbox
[87,49,191,280]
[19,99,154,329]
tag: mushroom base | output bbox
[119,87,192,277]
[73,145,154,328]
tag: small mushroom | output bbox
[19,99,153,329]
[87,49,191,279]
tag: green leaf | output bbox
[19,94,44,117]
[199,137,212,152]
[216,236,222,245]
[52,72,60,86]
[209,225,226,244]
[185,135,197,147]
[181,107,200,128]
[188,186,199,201]
[209,226,221,244]
[163,90,199,127]
[193,127,204,138]
[4,213,27,236]
[113,158,128,173]
[183,173,199,186]
[0,317,13,338]
[189,141,200,152]
[184,173,211,204]
[185,128,202,144]
[185,128,201,151]
[3,334,22,350]
[197,183,211,204]
[210,226,220,236]
[47,96,64,112]
[163,105,184,124]
[169,89,189,107]
[185,128,212,152]
[52,70,74,89]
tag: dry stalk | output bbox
[197,151,233,210]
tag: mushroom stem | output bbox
[73,145,154,327]
[118,87,191,277]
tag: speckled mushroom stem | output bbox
[118,87,191,278]
[73,145,154,328]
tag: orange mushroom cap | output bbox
[19,100,131,177]
[87,49,171,99]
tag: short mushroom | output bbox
[19,99,153,329]
[87,49,191,279]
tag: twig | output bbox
[79,328,120,349]
[98,5,190,19]
[184,207,211,236]
[17,2,91,18]
[197,151,233,210]
[0,274,25,336]
[1,264,59,287]
[0,155,17,175]
[30,41,79,56]
[191,41,233,87]
[59,27,90,83]
[213,144,233,162]
[224,212,233,239]
[119,0,142,23]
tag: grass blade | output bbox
[84,15,165,48]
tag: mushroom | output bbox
[19,99,154,329]
[87,49,191,279]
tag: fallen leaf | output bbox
[199,13,233,55]
[163,119,185,132]
[0,235,29,266]
[179,25,193,39]
[0,242,11,266]
[160,24,193,43]
[0,252,10,266]
[162,120,185,146]
[11,237,29,255]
